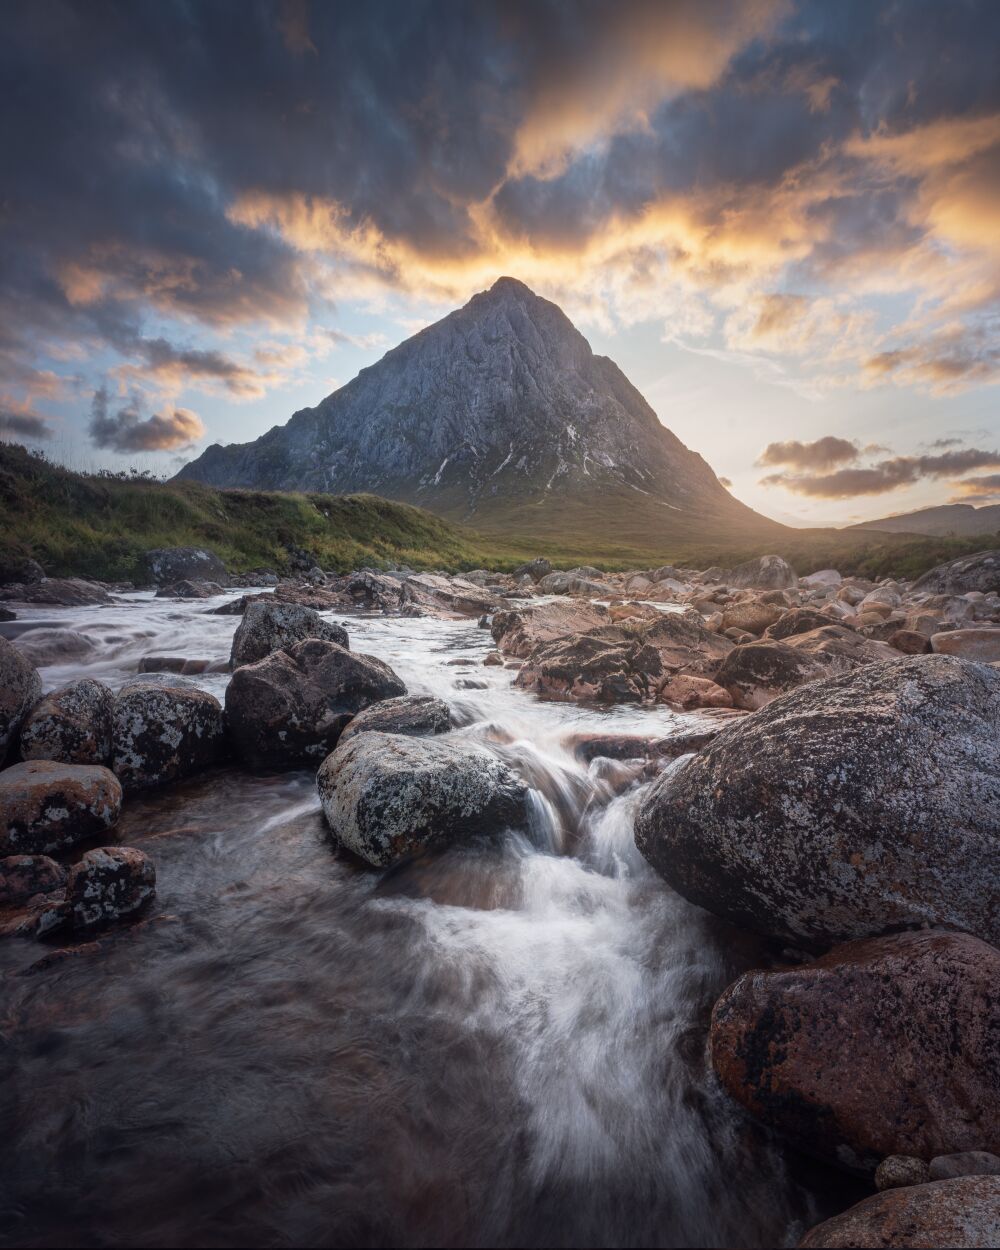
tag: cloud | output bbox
[756,436,860,470]
[761,447,1000,498]
[88,387,205,453]
[949,474,1000,502]
[0,403,52,441]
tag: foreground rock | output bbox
[0,760,122,855]
[112,678,226,790]
[634,655,1000,946]
[230,599,349,668]
[317,731,529,866]
[339,695,451,743]
[710,931,1000,1173]
[66,846,156,932]
[143,546,227,586]
[0,636,42,763]
[20,677,114,765]
[799,1177,1000,1248]
[226,639,406,767]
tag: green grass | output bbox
[0,443,992,582]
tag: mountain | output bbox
[176,277,784,548]
[849,503,1000,539]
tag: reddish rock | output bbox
[0,854,67,905]
[20,677,114,765]
[658,673,733,710]
[799,1177,1000,1248]
[889,628,932,655]
[765,608,840,641]
[931,628,1000,662]
[721,599,783,636]
[66,846,156,931]
[0,760,122,855]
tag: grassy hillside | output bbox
[0,443,991,581]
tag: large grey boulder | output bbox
[230,599,349,668]
[727,555,797,590]
[513,557,552,582]
[339,695,451,743]
[317,731,530,866]
[0,636,42,764]
[634,655,1000,946]
[112,678,226,790]
[799,1177,1000,1248]
[20,677,114,765]
[143,546,227,586]
[914,550,1000,595]
[226,639,406,768]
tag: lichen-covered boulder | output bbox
[112,678,225,791]
[710,931,1000,1173]
[230,599,349,668]
[799,1177,1000,1248]
[634,656,1000,946]
[727,555,797,590]
[0,636,42,763]
[226,639,406,768]
[0,760,122,855]
[0,854,67,905]
[339,695,451,743]
[20,677,114,765]
[913,550,1000,595]
[317,731,530,866]
[66,846,156,931]
[143,546,227,586]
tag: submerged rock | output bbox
[13,628,97,666]
[0,760,122,855]
[710,931,1000,1173]
[317,731,530,866]
[20,678,113,768]
[0,636,42,763]
[339,695,451,743]
[230,599,349,668]
[112,678,225,791]
[799,1177,1000,1248]
[634,655,1000,946]
[66,846,156,931]
[226,639,406,768]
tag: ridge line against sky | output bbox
[1,0,998,527]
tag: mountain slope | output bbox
[176,277,784,545]
[849,503,1000,539]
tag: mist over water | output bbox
[0,591,842,1247]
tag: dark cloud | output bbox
[0,406,52,441]
[756,436,860,470]
[761,448,1000,498]
[88,387,205,453]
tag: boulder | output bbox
[19,677,114,765]
[658,674,733,710]
[513,558,552,583]
[721,600,784,636]
[143,546,227,586]
[713,641,831,711]
[339,695,451,743]
[515,631,648,702]
[0,760,122,855]
[491,599,609,656]
[344,571,402,612]
[13,629,97,667]
[66,846,156,932]
[800,569,842,588]
[914,550,1000,596]
[226,639,406,768]
[537,571,571,594]
[137,657,217,676]
[0,555,44,586]
[931,628,1000,662]
[155,579,225,599]
[765,608,843,641]
[0,854,67,905]
[0,578,110,606]
[889,628,932,655]
[400,573,498,617]
[930,1153,1000,1182]
[727,555,797,590]
[112,679,225,791]
[0,636,42,763]
[634,656,1000,946]
[798,1177,1000,1248]
[230,599,349,668]
[876,1157,931,1191]
[710,931,1000,1173]
[317,731,529,867]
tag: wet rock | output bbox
[513,557,552,582]
[914,550,1000,596]
[931,628,1000,661]
[13,628,97,666]
[66,846,156,931]
[274,582,352,611]
[20,677,114,765]
[876,1157,931,1191]
[483,650,504,666]
[207,593,265,616]
[143,546,227,586]
[0,578,111,606]
[491,599,609,656]
[658,673,733,710]
[0,854,67,905]
[344,571,402,612]
[0,636,42,763]
[765,608,844,641]
[798,1177,1000,1248]
[0,760,122,854]
[929,1152,1000,1181]
[230,599,349,668]
[889,628,932,654]
[112,679,225,791]
[339,695,451,743]
[155,579,225,599]
[634,655,1000,946]
[727,555,798,590]
[137,656,216,675]
[401,573,499,617]
[0,555,44,586]
[317,731,530,867]
[226,639,406,768]
[515,631,648,702]
[710,930,1000,1173]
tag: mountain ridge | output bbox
[849,502,1000,539]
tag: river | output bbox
[0,589,853,1247]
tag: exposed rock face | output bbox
[0,578,111,605]
[710,931,1000,1173]
[66,846,156,931]
[0,760,122,855]
[230,599,349,668]
[143,546,227,586]
[20,678,114,765]
[0,854,67,905]
[175,278,782,546]
[727,555,797,590]
[491,599,609,657]
[931,628,1000,661]
[799,1177,1000,1248]
[399,573,498,617]
[112,679,225,790]
[634,656,1000,946]
[0,636,42,763]
[913,550,1000,595]
[226,639,406,768]
[339,695,451,743]
[317,731,529,866]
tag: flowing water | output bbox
[0,590,848,1248]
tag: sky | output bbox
[1,0,999,528]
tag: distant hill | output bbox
[176,277,786,549]
[849,503,1000,539]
